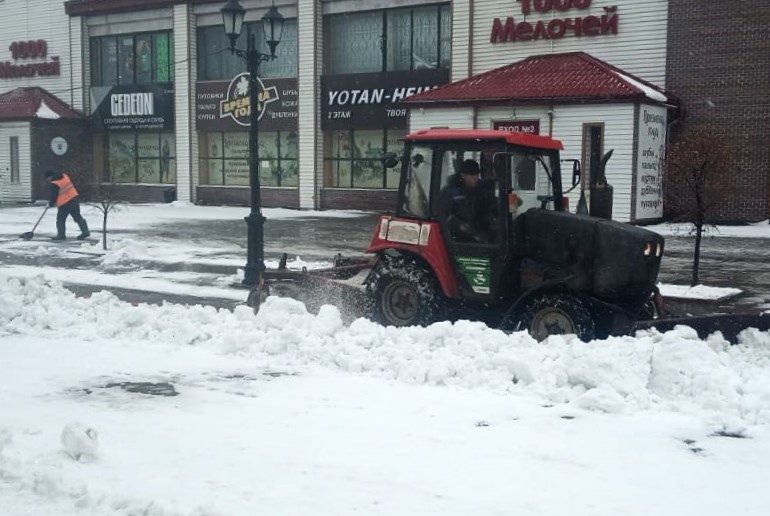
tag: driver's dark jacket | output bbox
[438,175,494,243]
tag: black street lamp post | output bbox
[221,0,284,286]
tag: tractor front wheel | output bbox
[367,256,444,327]
[511,293,595,342]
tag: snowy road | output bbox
[1,204,769,312]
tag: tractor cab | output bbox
[378,129,568,305]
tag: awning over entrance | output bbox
[403,52,679,107]
[0,87,84,121]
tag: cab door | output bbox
[431,144,509,303]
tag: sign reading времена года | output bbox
[219,73,278,127]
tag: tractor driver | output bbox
[438,158,495,244]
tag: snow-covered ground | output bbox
[1,274,770,516]
[2,205,770,514]
[0,202,367,301]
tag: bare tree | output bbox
[664,128,735,286]
[81,174,125,251]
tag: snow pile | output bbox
[2,274,769,426]
[659,283,742,301]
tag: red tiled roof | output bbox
[404,52,678,106]
[0,87,84,121]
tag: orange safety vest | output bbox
[52,173,79,207]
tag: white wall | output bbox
[0,122,32,203]
[450,0,472,82]
[0,0,81,106]
[409,106,475,131]
[477,103,636,221]
[472,0,669,86]
[412,102,637,221]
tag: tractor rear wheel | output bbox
[511,293,595,341]
[367,255,444,327]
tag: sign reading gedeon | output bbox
[491,0,619,44]
[91,84,174,131]
[196,77,298,132]
[1,39,60,79]
[322,69,450,130]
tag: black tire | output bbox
[366,255,445,327]
[510,293,595,341]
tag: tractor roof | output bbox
[404,128,564,150]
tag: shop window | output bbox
[105,132,175,184]
[9,136,19,183]
[199,131,298,187]
[90,31,174,86]
[197,20,298,81]
[326,3,450,74]
[324,129,406,188]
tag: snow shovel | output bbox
[19,205,49,241]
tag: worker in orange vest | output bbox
[45,170,90,241]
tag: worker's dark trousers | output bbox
[56,199,89,238]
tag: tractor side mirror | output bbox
[571,160,581,187]
[381,152,400,169]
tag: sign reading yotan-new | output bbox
[322,69,449,130]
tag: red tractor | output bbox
[257,129,665,341]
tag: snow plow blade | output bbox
[632,312,770,343]
[247,253,375,321]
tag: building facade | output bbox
[0,0,87,203]
[666,0,770,222]
[0,0,767,223]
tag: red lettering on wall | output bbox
[2,39,59,80]
[490,3,619,44]
[8,40,48,60]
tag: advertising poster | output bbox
[196,76,298,132]
[321,68,450,130]
[91,83,174,131]
[635,104,667,220]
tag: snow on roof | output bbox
[404,52,678,106]
[34,99,61,119]
[0,87,83,121]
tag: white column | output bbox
[297,0,321,210]
[69,16,86,112]
[451,0,472,82]
[173,4,198,203]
